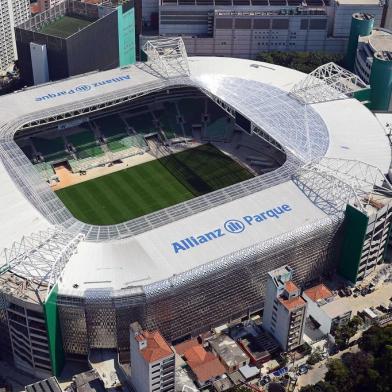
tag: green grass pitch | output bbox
[56,144,254,225]
[39,16,92,39]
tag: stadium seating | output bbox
[107,135,147,153]
[207,101,225,124]
[31,135,70,162]
[34,162,55,181]
[178,98,205,137]
[154,103,183,139]
[20,144,34,160]
[95,114,128,140]
[67,129,103,159]
[125,112,155,135]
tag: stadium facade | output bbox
[0,40,391,378]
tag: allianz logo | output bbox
[171,203,292,254]
[35,75,131,102]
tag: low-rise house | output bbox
[209,335,249,373]
[303,284,352,334]
[176,340,226,388]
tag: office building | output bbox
[139,0,385,58]
[263,266,307,351]
[130,322,175,392]
[0,0,30,72]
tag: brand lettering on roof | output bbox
[34,75,131,102]
[171,203,292,254]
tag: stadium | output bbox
[0,39,391,378]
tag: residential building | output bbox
[262,266,307,351]
[209,335,249,373]
[237,329,279,367]
[37,0,63,12]
[303,284,351,335]
[0,0,30,72]
[175,339,225,388]
[130,322,175,392]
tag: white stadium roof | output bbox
[0,55,390,296]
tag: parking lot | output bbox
[331,281,392,316]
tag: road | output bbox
[295,345,360,390]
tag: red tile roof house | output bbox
[175,339,226,388]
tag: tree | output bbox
[324,358,351,391]
[300,326,392,392]
[333,316,362,350]
[255,51,344,74]
[300,382,339,392]
[307,347,323,365]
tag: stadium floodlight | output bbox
[142,37,190,78]
[289,62,368,104]
[0,227,84,289]
[293,157,392,215]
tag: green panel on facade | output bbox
[43,284,65,376]
[117,4,136,67]
[353,87,371,103]
[369,54,392,111]
[345,15,374,71]
[338,204,369,284]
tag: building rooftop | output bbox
[25,377,62,392]
[174,339,200,357]
[209,335,249,369]
[284,281,299,293]
[140,331,173,363]
[353,13,374,21]
[321,298,352,319]
[279,295,306,311]
[0,270,48,305]
[359,29,392,53]
[131,322,173,363]
[239,329,279,362]
[183,346,225,383]
[38,15,93,38]
[304,284,333,303]
[337,0,380,5]
[71,370,105,392]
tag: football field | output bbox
[39,16,92,38]
[56,144,254,225]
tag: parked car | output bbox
[338,289,346,297]
[298,364,309,375]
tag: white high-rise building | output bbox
[0,0,30,72]
[263,265,307,352]
[130,322,176,392]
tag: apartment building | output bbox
[262,266,307,351]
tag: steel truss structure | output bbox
[290,62,368,104]
[143,38,190,78]
[293,157,392,215]
[0,228,84,296]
